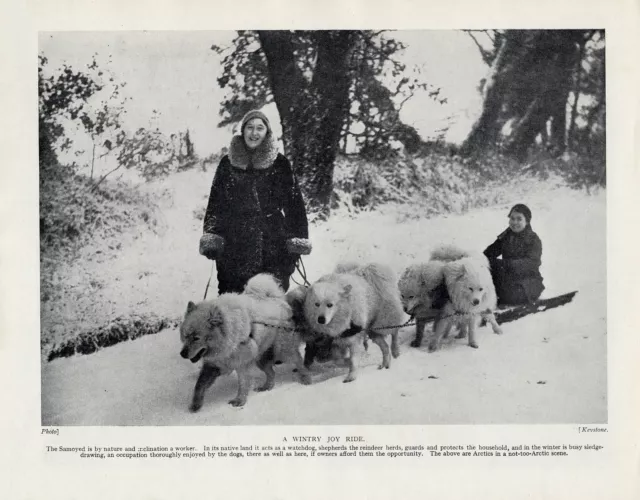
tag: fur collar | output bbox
[508,225,535,240]
[499,225,535,240]
[228,134,279,170]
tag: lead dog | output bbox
[180,273,311,412]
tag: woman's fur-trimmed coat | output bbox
[202,136,309,292]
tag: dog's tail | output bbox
[429,243,471,262]
[334,262,361,274]
[353,263,398,299]
[244,273,285,299]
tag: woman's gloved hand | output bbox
[199,233,225,260]
[285,238,312,255]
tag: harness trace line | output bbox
[251,318,419,335]
[251,320,300,332]
[438,310,486,321]
[369,318,417,331]
[292,256,312,288]
[203,261,215,300]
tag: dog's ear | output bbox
[455,264,467,281]
[419,265,440,289]
[295,285,309,302]
[341,284,352,298]
[208,308,224,333]
[185,301,197,317]
[399,267,410,284]
[286,286,308,311]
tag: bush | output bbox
[332,146,604,218]
[46,313,180,362]
[332,151,518,217]
[41,167,159,254]
[40,161,163,303]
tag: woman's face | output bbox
[243,118,268,150]
[508,211,528,233]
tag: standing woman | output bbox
[199,110,311,294]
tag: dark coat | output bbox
[203,151,308,293]
[484,225,545,303]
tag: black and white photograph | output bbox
[39,29,607,426]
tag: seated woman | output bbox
[484,204,544,305]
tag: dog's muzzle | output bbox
[181,346,207,363]
[317,316,326,325]
[404,305,417,317]
[472,299,480,306]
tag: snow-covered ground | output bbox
[41,175,606,425]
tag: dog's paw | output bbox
[189,400,203,413]
[299,373,312,385]
[391,347,400,358]
[410,338,422,348]
[255,383,274,392]
[427,341,439,353]
[378,359,391,370]
[343,374,356,383]
[228,397,247,407]
[494,327,504,335]
[468,341,479,349]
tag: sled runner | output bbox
[493,291,578,325]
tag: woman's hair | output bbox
[240,110,272,136]
[509,203,532,224]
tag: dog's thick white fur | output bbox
[429,243,473,263]
[398,244,468,347]
[398,260,448,347]
[304,262,405,382]
[428,253,503,352]
[399,244,502,349]
[180,273,310,412]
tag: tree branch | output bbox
[89,164,123,192]
[462,30,494,65]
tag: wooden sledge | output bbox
[493,290,578,325]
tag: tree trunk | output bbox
[259,30,357,218]
[548,34,585,153]
[459,31,527,156]
[501,31,585,160]
[502,96,548,160]
[567,39,586,151]
[90,141,96,179]
[461,30,589,159]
